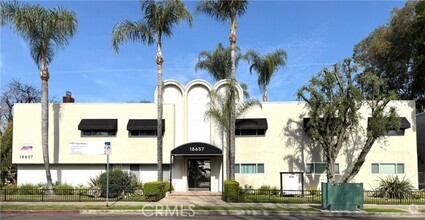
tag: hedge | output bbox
[224,180,240,202]
[144,181,169,202]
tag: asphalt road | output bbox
[1,214,424,220]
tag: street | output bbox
[1,214,423,220]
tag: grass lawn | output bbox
[0,194,144,202]
[241,194,321,204]
[363,208,406,213]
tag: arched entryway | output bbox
[170,142,223,192]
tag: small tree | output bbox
[205,82,261,179]
[297,58,399,183]
[98,169,138,198]
[0,123,15,185]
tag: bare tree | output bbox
[1,79,41,123]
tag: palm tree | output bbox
[244,49,287,102]
[195,43,241,81]
[195,43,250,98]
[205,83,260,179]
[197,0,249,180]
[1,1,77,194]
[112,0,192,181]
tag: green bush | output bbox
[98,169,138,198]
[75,184,89,196]
[374,176,414,199]
[258,185,271,195]
[224,180,240,202]
[308,187,320,196]
[164,181,173,192]
[144,181,167,202]
[271,186,279,196]
[18,184,41,195]
[2,184,18,195]
[54,183,74,195]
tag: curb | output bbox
[79,209,425,217]
[1,210,80,215]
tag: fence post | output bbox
[269,190,271,201]
[79,189,82,202]
[4,189,6,201]
[42,189,44,202]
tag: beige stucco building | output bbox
[13,79,419,191]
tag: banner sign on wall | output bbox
[69,141,111,155]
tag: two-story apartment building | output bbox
[13,79,419,191]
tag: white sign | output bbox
[104,142,111,155]
[69,141,111,155]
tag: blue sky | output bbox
[1,0,406,103]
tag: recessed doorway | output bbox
[188,159,211,191]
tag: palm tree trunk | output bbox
[156,39,164,181]
[229,19,237,180]
[263,82,268,102]
[40,65,54,195]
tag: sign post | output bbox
[105,142,111,207]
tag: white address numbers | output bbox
[189,147,205,152]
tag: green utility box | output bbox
[321,182,363,211]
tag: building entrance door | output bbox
[188,159,211,191]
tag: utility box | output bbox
[321,182,363,211]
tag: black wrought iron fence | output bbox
[3,188,425,204]
[240,189,321,203]
[364,190,425,204]
[0,188,144,202]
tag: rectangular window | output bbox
[235,163,264,174]
[306,162,340,174]
[397,164,405,174]
[235,129,266,136]
[371,163,379,174]
[82,130,116,137]
[315,164,326,174]
[371,163,405,174]
[241,164,256,174]
[235,164,240,174]
[129,130,157,136]
[257,164,264,173]
[306,164,314,174]
[380,164,396,174]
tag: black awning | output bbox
[127,119,165,131]
[78,119,117,131]
[303,118,311,131]
[400,117,411,129]
[171,142,222,156]
[236,118,268,130]
[367,117,411,129]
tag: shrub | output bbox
[54,183,74,195]
[164,181,174,192]
[308,187,320,196]
[19,184,41,195]
[271,186,279,196]
[2,184,18,195]
[98,169,138,198]
[89,175,102,189]
[258,185,271,195]
[144,181,167,202]
[374,176,414,199]
[75,184,88,196]
[224,180,240,202]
